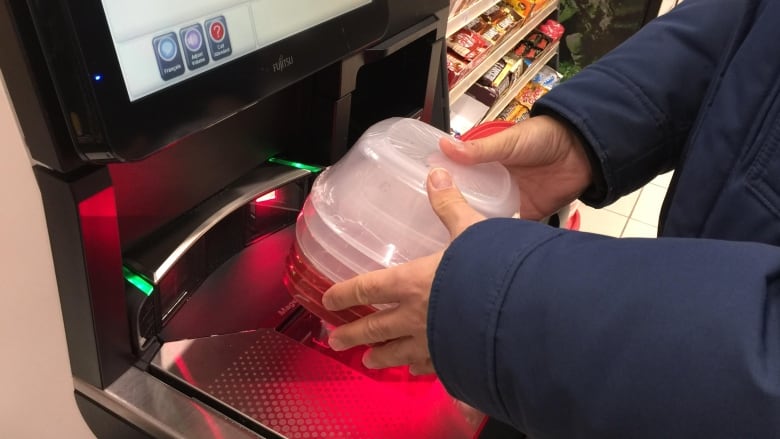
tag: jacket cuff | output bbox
[428,218,563,422]
[529,108,608,206]
[530,65,671,207]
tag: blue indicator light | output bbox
[93,74,103,82]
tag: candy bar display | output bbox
[446,0,561,129]
[493,65,561,123]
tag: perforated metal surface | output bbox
[154,329,480,439]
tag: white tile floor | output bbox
[576,172,672,238]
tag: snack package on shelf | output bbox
[514,106,531,122]
[463,4,522,46]
[502,52,525,87]
[468,82,501,107]
[525,29,553,50]
[504,0,539,21]
[472,19,503,44]
[477,59,510,88]
[531,65,562,90]
[446,27,492,88]
[448,28,491,62]
[492,63,562,123]
[482,4,522,32]
[467,16,493,35]
[512,19,563,69]
[496,99,530,123]
[515,40,544,62]
[516,81,548,109]
[446,50,470,87]
[468,67,512,107]
[538,19,565,41]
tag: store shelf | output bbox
[448,0,559,104]
[481,41,559,122]
[446,0,501,38]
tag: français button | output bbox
[179,24,209,70]
[204,16,232,61]
[157,36,178,61]
[152,32,185,81]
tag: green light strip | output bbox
[268,157,323,173]
[122,266,154,296]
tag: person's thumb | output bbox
[427,168,486,240]
[439,128,520,165]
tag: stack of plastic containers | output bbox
[284,118,520,326]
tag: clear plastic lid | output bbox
[299,118,520,281]
[346,118,518,217]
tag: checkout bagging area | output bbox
[0,0,527,437]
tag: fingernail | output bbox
[452,139,468,151]
[328,337,346,351]
[430,168,453,190]
[362,353,378,369]
[321,294,334,311]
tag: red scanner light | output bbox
[255,190,278,204]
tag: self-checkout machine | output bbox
[0,0,527,437]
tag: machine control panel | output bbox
[100,0,371,100]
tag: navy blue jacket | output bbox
[429,0,780,437]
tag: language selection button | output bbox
[205,16,232,61]
[180,24,209,70]
[152,32,185,80]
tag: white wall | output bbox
[0,76,95,437]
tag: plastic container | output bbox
[285,118,521,326]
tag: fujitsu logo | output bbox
[273,55,294,72]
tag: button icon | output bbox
[157,35,178,61]
[179,24,209,71]
[204,16,232,61]
[209,21,225,42]
[152,32,185,81]
[184,28,203,52]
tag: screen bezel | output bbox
[56,0,388,161]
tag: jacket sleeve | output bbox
[429,219,780,438]
[532,0,754,206]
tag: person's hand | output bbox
[321,168,485,375]
[442,115,593,221]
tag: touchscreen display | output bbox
[100,0,371,101]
